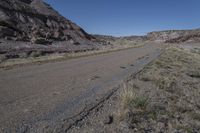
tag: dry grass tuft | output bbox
[120,84,148,110]
[120,84,136,109]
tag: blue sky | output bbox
[45,0,200,36]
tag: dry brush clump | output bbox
[120,84,149,111]
[191,47,200,55]
[118,46,200,132]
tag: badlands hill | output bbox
[0,0,96,44]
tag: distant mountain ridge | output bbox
[95,28,200,44]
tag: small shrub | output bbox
[191,48,200,55]
[140,71,155,81]
[155,76,176,91]
[147,111,157,120]
[120,84,148,110]
[120,85,136,109]
[155,60,164,67]
[190,112,200,121]
[176,125,194,133]
[131,97,148,110]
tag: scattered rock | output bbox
[91,75,100,81]
[29,51,42,57]
[120,66,126,69]
[103,115,113,125]
[19,52,29,58]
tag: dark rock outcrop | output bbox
[0,0,95,44]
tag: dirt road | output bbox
[0,43,163,132]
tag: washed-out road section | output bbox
[0,43,163,132]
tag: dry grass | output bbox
[120,84,136,109]
[0,54,66,69]
[118,83,149,123]
[118,46,200,132]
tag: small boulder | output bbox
[103,115,113,125]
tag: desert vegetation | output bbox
[119,46,200,132]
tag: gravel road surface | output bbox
[0,43,163,132]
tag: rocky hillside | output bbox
[0,0,95,44]
[95,29,200,44]
[147,29,200,43]
[0,0,104,61]
[94,35,147,45]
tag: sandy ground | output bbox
[0,43,163,132]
